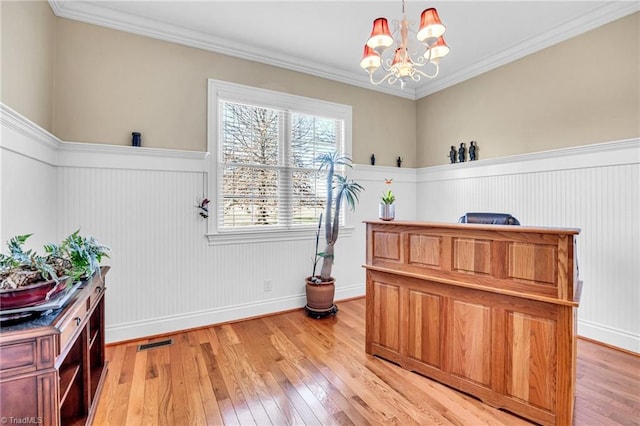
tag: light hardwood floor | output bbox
[94,298,640,425]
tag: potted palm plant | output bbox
[306,152,363,317]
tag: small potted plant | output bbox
[306,152,363,317]
[379,178,395,221]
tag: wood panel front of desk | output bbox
[364,221,581,426]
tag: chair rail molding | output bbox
[417,138,640,183]
[1,103,208,172]
[1,103,61,166]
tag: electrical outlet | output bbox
[263,280,273,292]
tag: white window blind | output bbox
[208,80,352,242]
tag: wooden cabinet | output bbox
[0,267,109,426]
[365,222,580,426]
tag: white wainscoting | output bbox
[417,139,640,353]
[0,105,59,250]
[3,103,638,352]
[1,104,375,343]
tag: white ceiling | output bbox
[48,1,638,100]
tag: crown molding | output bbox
[47,0,416,100]
[48,1,638,101]
[415,2,640,98]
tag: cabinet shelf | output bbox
[89,329,99,349]
[59,363,81,406]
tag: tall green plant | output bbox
[316,152,364,281]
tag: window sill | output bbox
[206,226,354,246]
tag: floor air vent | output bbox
[137,338,173,351]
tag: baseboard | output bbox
[578,319,640,354]
[106,282,365,343]
[577,336,640,358]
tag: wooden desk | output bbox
[364,221,580,426]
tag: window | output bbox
[207,80,353,244]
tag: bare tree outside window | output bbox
[220,101,342,228]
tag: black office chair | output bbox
[458,212,520,225]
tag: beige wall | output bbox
[416,12,640,167]
[1,0,55,132]
[52,19,416,167]
[3,3,637,168]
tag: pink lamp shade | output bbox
[360,44,381,72]
[427,36,450,63]
[366,17,393,53]
[417,8,446,42]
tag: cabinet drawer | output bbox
[88,282,105,309]
[0,341,36,372]
[59,301,87,353]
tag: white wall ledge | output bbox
[418,139,640,182]
[1,103,208,172]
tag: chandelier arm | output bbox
[413,64,440,80]
[379,58,395,73]
[368,70,398,86]
[423,44,433,64]
[411,55,428,67]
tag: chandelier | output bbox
[360,0,450,89]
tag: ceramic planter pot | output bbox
[0,278,68,310]
[305,276,336,310]
[379,203,395,221]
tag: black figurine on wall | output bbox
[131,132,141,147]
[370,154,376,165]
[469,141,477,161]
[396,156,402,168]
[449,146,457,164]
[458,143,466,163]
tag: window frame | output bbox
[206,79,354,245]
